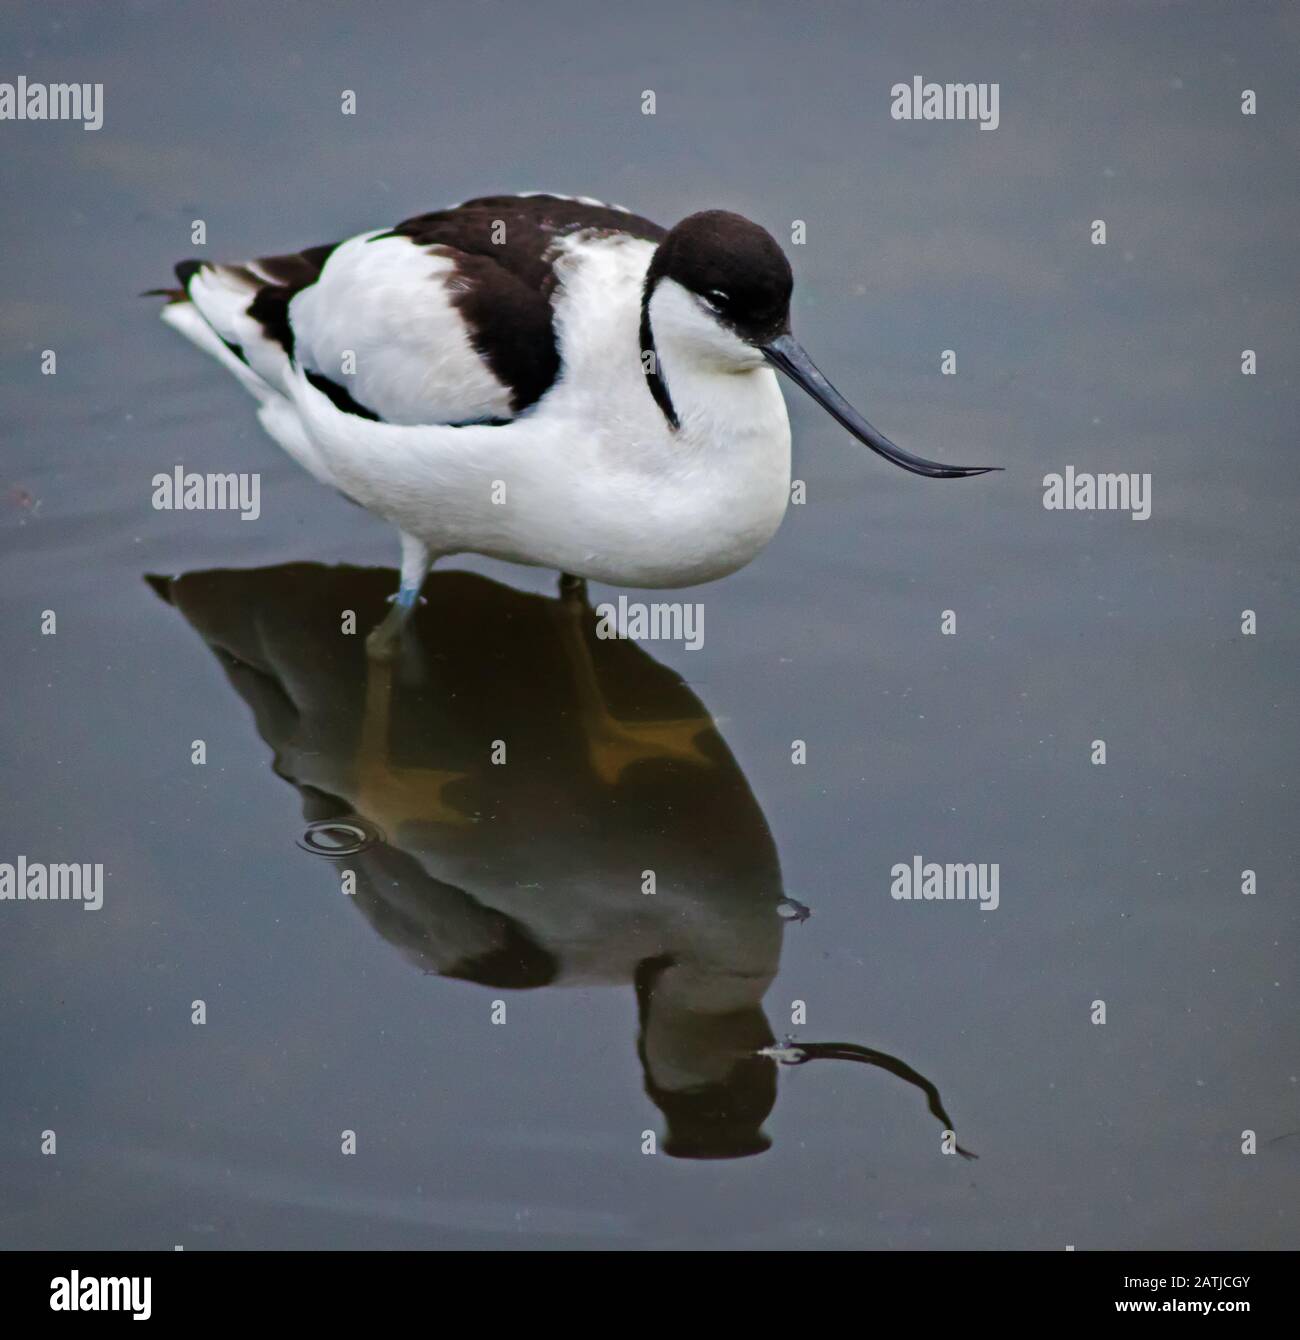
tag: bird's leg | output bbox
[558,572,588,608]
[366,532,432,659]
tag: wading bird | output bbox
[153,194,995,653]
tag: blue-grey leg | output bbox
[366,532,433,658]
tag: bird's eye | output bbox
[705,289,730,309]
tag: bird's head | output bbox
[643,209,997,478]
[643,209,793,372]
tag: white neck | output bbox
[646,279,786,445]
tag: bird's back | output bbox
[157,193,666,429]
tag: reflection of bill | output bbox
[150,564,971,1160]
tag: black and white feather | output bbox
[169,193,665,427]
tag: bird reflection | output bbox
[148,564,972,1160]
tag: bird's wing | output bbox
[169,194,666,427]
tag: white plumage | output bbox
[157,192,992,651]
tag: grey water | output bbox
[1,1,1297,1248]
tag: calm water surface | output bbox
[1,1,1297,1248]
